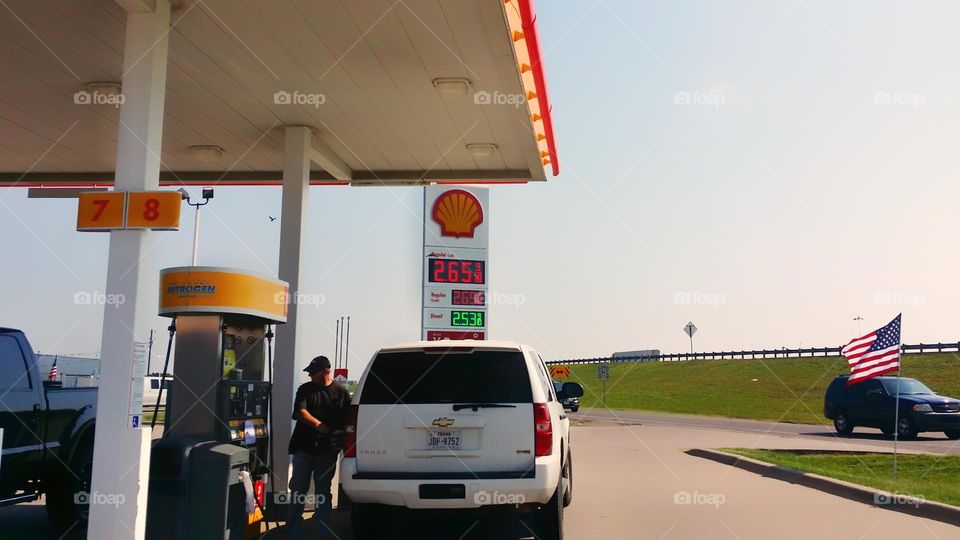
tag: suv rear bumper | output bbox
[341,458,559,509]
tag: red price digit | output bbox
[447,261,460,283]
[473,262,484,284]
[143,198,160,222]
[91,199,109,221]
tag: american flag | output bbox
[47,358,59,381]
[841,314,901,386]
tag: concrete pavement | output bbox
[3,413,957,539]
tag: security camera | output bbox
[177,188,190,201]
[202,187,214,200]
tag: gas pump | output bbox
[146,266,287,540]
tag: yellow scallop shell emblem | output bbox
[431,189,484,238]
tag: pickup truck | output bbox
[0,327,97,532]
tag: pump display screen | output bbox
[451,290,485,306]
[450,310,485,327]
[428,258,485,284]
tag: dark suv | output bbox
[553,381,580,412]
[824,375,960,440]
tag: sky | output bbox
[4,0,960,376]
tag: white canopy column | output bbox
[272,126,313,491]
[87,1,170,539]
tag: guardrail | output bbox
[546,342,960,365]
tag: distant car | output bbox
[553,381,579,412]
[824,375,960,440]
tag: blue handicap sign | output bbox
[131,415,140,428]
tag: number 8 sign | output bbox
[126,191,181,230]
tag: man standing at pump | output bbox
[287,355,351,539]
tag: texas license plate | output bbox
[427,430,463,450]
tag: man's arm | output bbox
[292,387,328,433]
[296,407,322,427]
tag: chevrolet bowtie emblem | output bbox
[432,417,455,428]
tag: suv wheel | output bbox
[562,452,574,507]
[945,430,960,440]
[351,503,386,540]
[46,440,94,532]
[896,417,918,440]
[535,479,565,540]
[833,413,853,436]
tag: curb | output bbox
[686,448,960,528]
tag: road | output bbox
[2,412,957,539]
[576,407,960,455]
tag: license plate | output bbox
[427,430,463,450]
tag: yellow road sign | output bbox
[550,365,570,379]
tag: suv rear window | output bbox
[359,349,533,405]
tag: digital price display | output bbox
[428,258,485,285]
[450,310,485,328]
[451,290,485,306]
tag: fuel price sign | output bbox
[422,186,488,340]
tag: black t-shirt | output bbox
[288,380,351,455]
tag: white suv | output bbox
[341,340,584,539]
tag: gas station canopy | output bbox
[2,2,562,537]
[0,0,558,187]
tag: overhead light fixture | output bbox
[85,82,122,97]
[432,77,472,96]
[466,143,498,158]
[189,145,224,163]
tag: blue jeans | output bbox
[287,450,339,539]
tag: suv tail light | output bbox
[344,404,359,458]
[533,403,553,457]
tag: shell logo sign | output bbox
[431,189,484,238]
[422,186,488,341]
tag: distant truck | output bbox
[0,327,97,531]
[143,374,173,411]
[611,349,661,362]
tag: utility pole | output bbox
[344,316,351,376]
[146,329,154,375]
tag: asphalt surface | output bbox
[3,412,958,539]
[576,408,960,455]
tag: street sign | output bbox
[597,364,610,380]
[334,368,348,384]
[550,366,570,379]
[683,322,698,337]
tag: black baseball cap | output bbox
[304,356,331,374]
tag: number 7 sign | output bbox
[77,192,126,231]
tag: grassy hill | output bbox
[563,353,960,425]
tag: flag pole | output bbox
[892,344,902,481]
